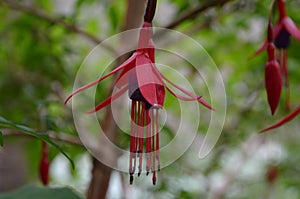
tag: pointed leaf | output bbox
[65,53,137,104]
[260,106,300,133]
[0,117,74,169]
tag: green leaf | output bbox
[0,185,83,199]
[0,116,74,169]
[0,130,3,147]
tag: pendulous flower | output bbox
[39,141,50,186]
[265,21,282,115]
[65,0,212,185]
[251,0,300,111]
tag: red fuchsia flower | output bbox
[265,21,282,115]
[39,141,50,186]
[65,0,212,185]
[260,105,300,133]
[251,0,300,111]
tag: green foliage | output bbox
[0,116,74,169]
[1,0,300,198]
[0,185,83,199]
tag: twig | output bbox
[154,0,233,39]
[2,129,83,147]
[0,0,117,55]
[165,0,233,30]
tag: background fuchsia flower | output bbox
[65,21,213,185]
[39,141,50,186]
[265,21,282,115]
[251,0,300,111]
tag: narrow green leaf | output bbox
[0,130,3,147]
[0,117,74,169]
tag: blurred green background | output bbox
[1,0,300,198]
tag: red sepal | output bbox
[65,53,137,104]
[260,106,300,133]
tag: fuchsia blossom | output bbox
[255,0,300,132]
[265,21,282,115]
[65,0,212,185]
[39,141,50,186]
[252,0,300,111]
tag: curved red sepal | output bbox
[65,53,137,104]
[248,22,283,59]
[86,85,128,114]
[283,17,300,41]
[260,106,300,133]
[161,72,213,110]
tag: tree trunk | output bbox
[87,1,146,199]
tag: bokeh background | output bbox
[1,0,300,198]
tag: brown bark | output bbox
[86,1,146,199]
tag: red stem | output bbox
[267,21,273,43]
[277,0,287,19]
[144,0,157,23]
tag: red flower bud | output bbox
[265,59,282,115]
[39,141,50,186]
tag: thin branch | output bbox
[0,0,117,55]
[165,0,233,30]
[2,129,83,147]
